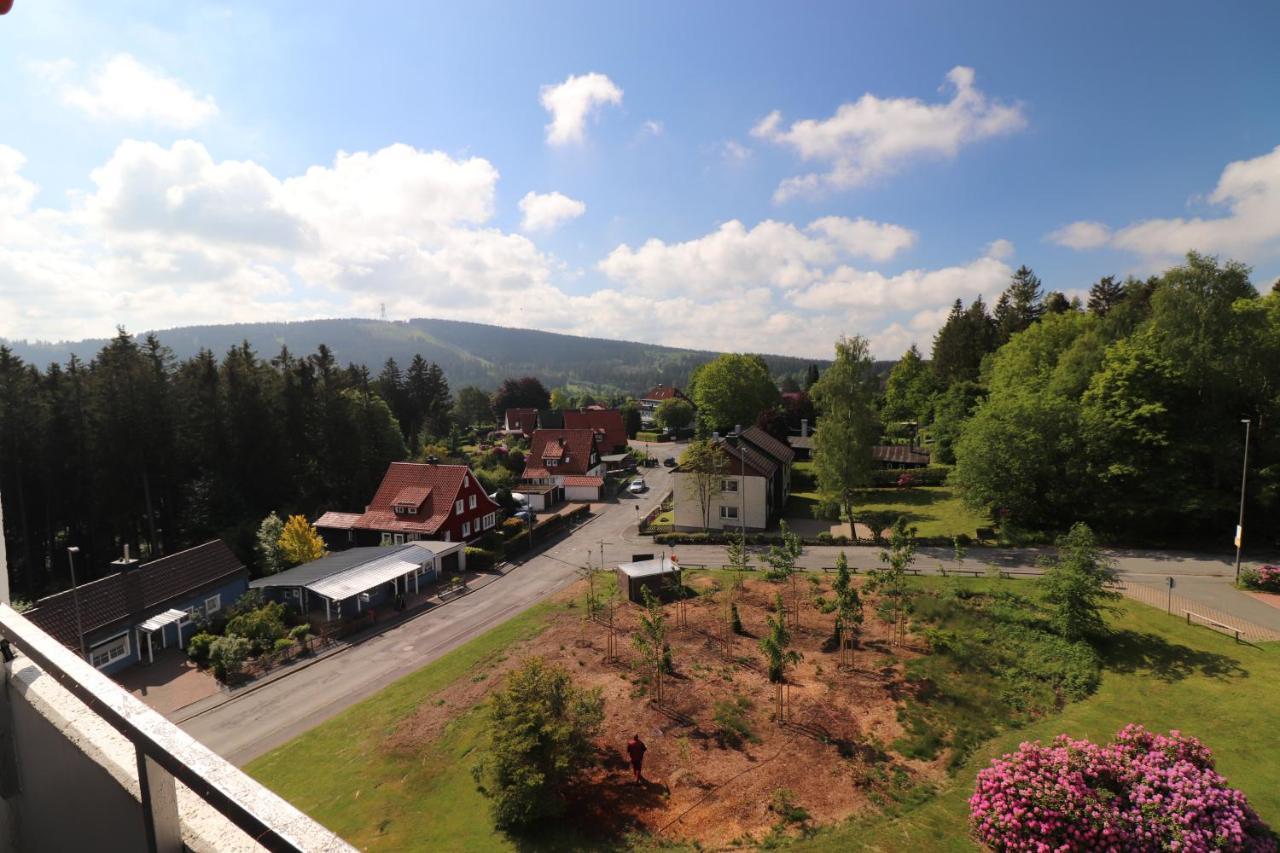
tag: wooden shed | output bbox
[616,556,681,604]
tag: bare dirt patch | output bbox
[387,573,947,847]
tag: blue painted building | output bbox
[26,541,249,675]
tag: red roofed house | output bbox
[316,462,501,549]
[501,408,539,438]
[562,407,629,453]
[639,385,692,426]
[522,429,607,501]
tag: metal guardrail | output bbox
[0,603,353,853]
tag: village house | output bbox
[562,407,629,453]
[672,425,794,532]
[521,428,607,502]
[316,461,501,549]
[638,384,692,426]
[500,407,539,439]
[25,541,248,674]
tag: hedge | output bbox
[635,431,671,443]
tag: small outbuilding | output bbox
[250,540,465,623]
[616,556,682,605]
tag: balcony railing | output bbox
[0,602,353,852]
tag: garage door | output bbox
[440,551,460,575]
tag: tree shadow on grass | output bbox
[1101,629,1248,683]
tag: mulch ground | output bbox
[386,574,948,847]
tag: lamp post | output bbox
[1234,418,1251,582]
[66,546,87,660]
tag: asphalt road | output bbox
[182,443,1280,764]
[180,442,685,765]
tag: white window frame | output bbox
[393,533,405,545]
[719,505,738,520]
[462,521,471,538]
[394,506,405,515]
[483,512,495,530]
[380,532,393,546]
[469,494,477,510]
[89,632,131,669]
[721,479,739,492]
[407,506,416,515]
[203,594,221,615]
[455,499,464,516]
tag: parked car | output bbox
[628,479,648,494]
[662,457,676,467]
[512,509,533,521]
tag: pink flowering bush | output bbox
[970,725,1275,851]
[1242,565,1280,593]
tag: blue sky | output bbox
[2,1,1278,357]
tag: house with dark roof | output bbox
[872,445,932,468]
[562,407,629,453]
[639,384,692,426]
[521,429,607,501]
[672,426,795,532]
[501,408,539,438]
[25,541,248,674]
[315,461,502,549]
[250,541,465,623]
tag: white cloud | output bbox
[598,216,917,295]
[518,191,586,233]
[1047,220,1111,250]
[722,140,752,165]
[0,140,1002,360]
[752,66,1026,201]
[540,72,623,146]
[642,119,664,136]
[1049,146,1280,264]
[57,54,219,128]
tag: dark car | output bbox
[663,457,676,467]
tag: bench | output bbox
[1183,610,1244,643]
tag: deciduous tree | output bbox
[277,514,325,567]
[810,336,879,526]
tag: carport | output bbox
[136,608,191,664]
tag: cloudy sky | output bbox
[2,1,1279,358]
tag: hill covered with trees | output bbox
[1,317,825,396]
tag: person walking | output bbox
[626,734,647,784]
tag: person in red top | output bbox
[625,734,647,784]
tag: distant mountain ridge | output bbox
[2,317,839,394]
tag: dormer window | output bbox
[408,506,417,515]
[395,506,405,515]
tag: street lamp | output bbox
[1234,419,1251,582]
[66,546,87,660]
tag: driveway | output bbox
[181,440,685,765]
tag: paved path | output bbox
[183,441,1280,764]
[180,442,684,766]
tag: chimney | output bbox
[712,431,720,440]
[427,455,439,465]
[735,424,742,437]
[801,418,809,437]
[111,543,141,572]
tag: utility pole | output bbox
[1234,418,1251,583]
[67,546,87,660]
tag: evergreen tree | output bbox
[1087,275,1126,316]
[804,363,820,390]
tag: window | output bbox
[407,506,416,515]
[380,532,393,546]
[455,499,464,515]
[719,505,739,520]
[483,512,496,530]
[721,479,739,492]
[204,594,221,615]
[462,521,471,538]
[394,506,405,515]
[393,533,405,545]
[468,494,477,510]
[89,633,130,669]
[409,533,420,541]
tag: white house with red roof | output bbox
[316,462,501,548]
[501,408,539,438]
[521,429,607,501]
[639,384,692,426]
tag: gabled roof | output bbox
[563,408,628,451]
[323,462,498,535]
[872,445,931,466]
[724,439,778,479]
[561,475,605,487]
[642,385,688,402]
[740,425,795,466]
[27,541,246,648]
[503,408,538,435]
[523,429,600,477]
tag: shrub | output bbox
[185,632,216,666]
[466,546,497,569]
[868,465,950,487]
[769,788,810,824]
[1242,565,1280,593]
[226,600,289,656]
[730,603,743,634]
[288,624,311,642]
[712,696,757,746]
[970,725,1274,851]
[273,637,294,655]
[208,635,251,682]
[816,532,833,544]
[472,658,604,830]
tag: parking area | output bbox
[116,648,221,717]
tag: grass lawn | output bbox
[796,593,1280,851]
[248,574,1279,852]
